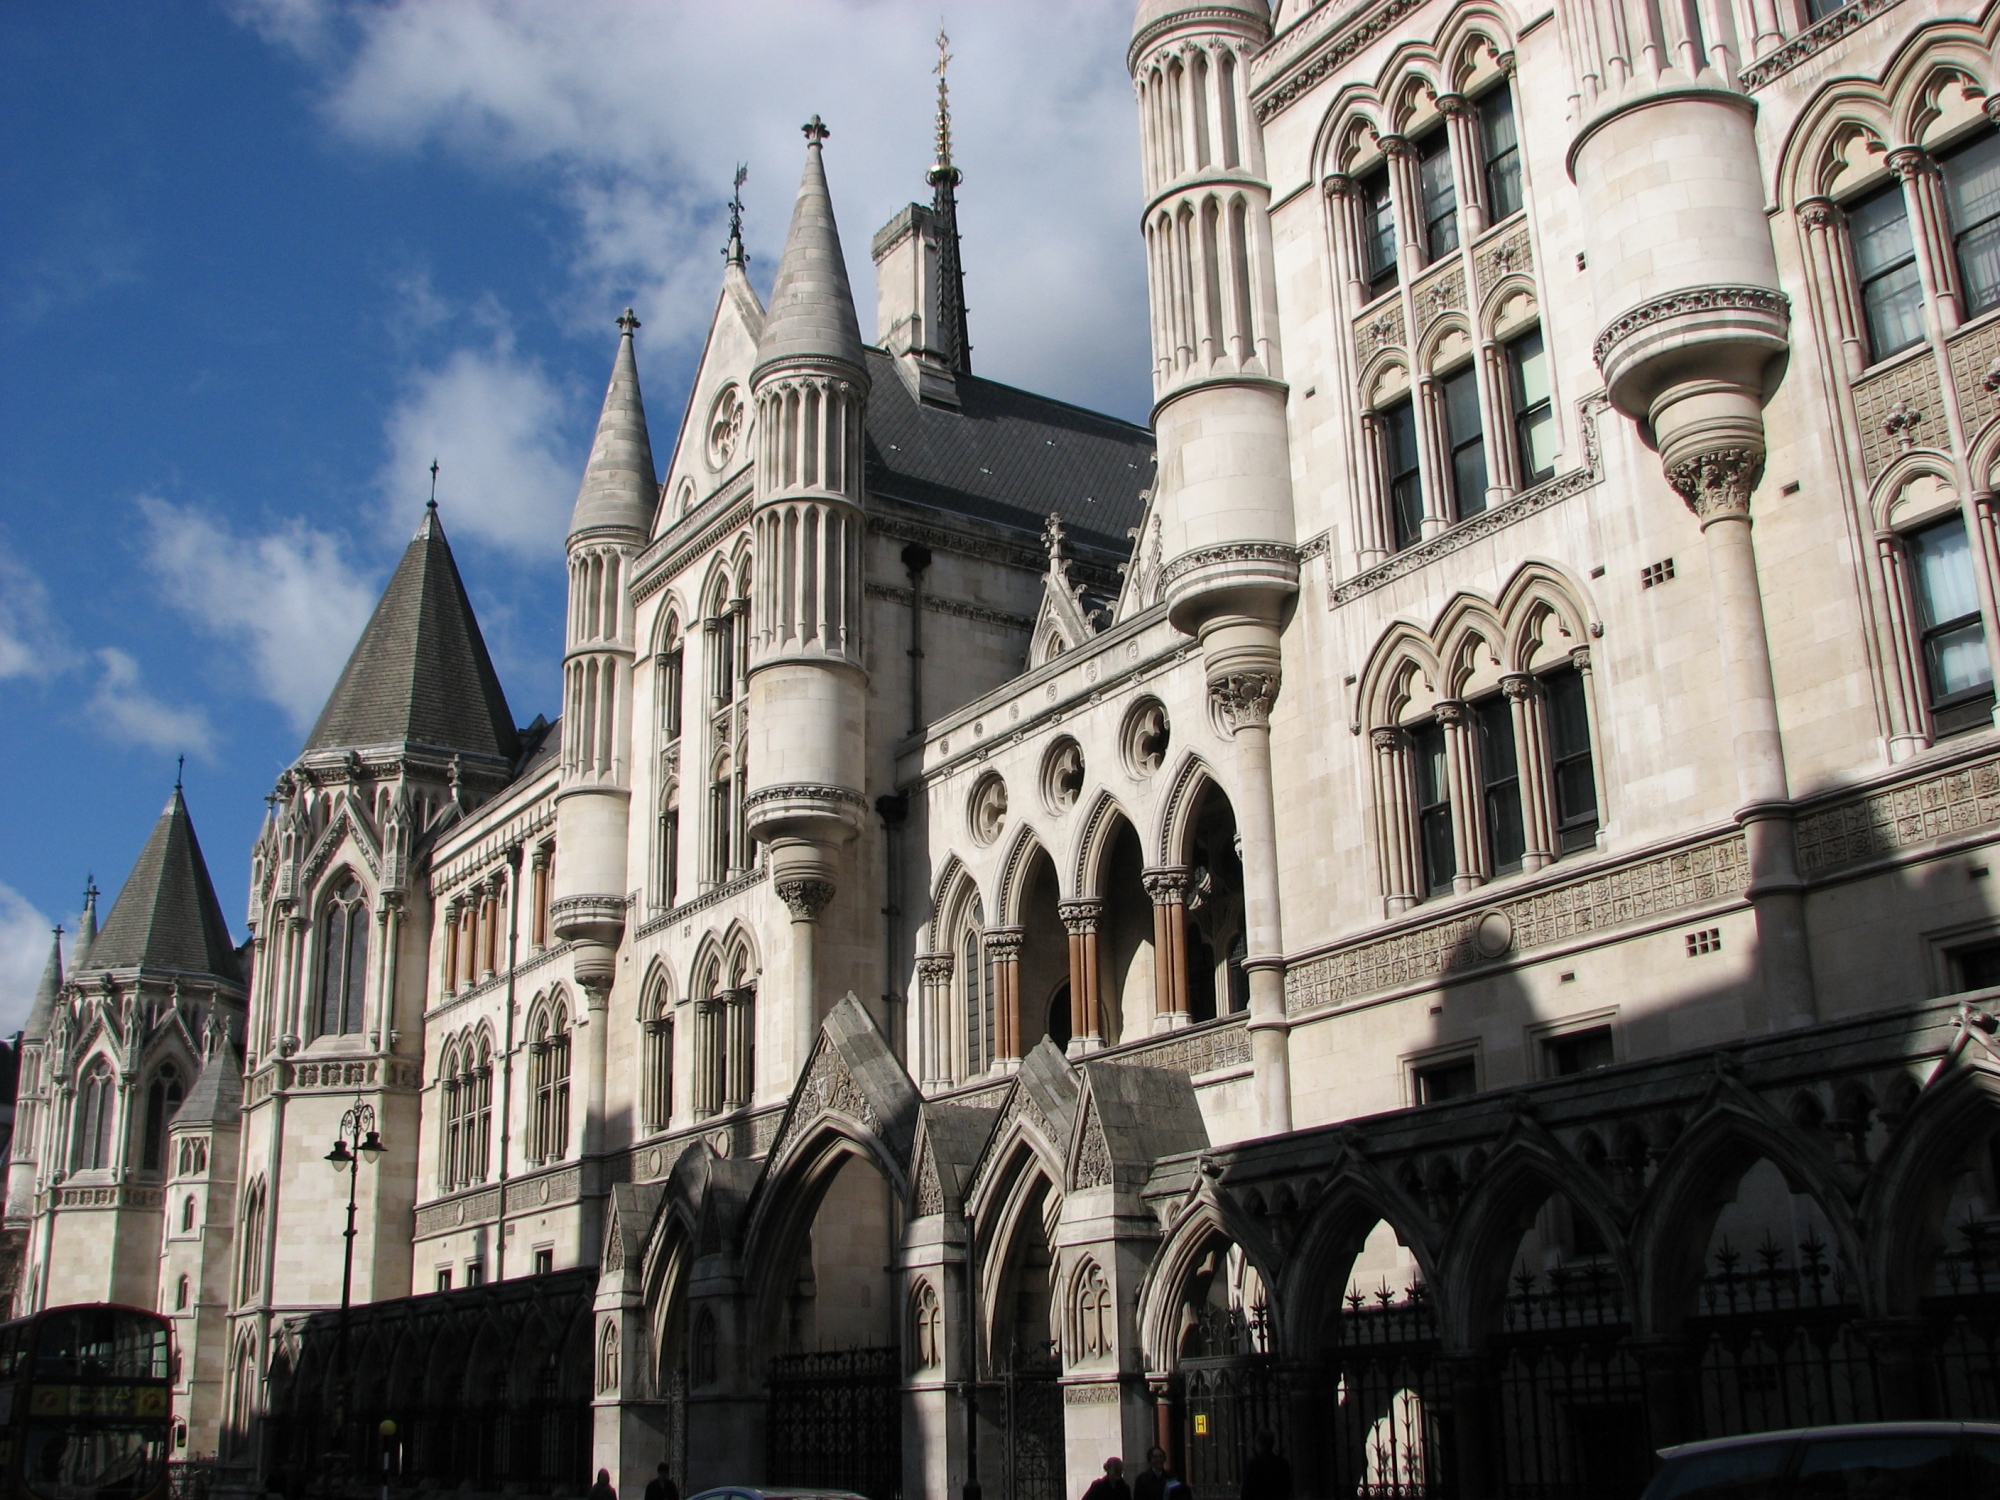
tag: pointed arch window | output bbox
[181,1195,196,1233]
[642,981,674,1134]
[470,1033,494,1181]
[316,879,369,1037]
[1941,128,2000,319]
[961,899,993,1080]
[528,1001,572,1164]
[236,1183,267,1305]
[142,1063,184,1172]
[910,1281,943,1372]
[73,1059,115,1172]
[439,1043,465,1191]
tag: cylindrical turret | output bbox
[744,118,872,1071]
[553,311,656,992]
[1564,5,1812,1026]
[1130,0,1295,1134]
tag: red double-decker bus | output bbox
[0,1305,172,1500]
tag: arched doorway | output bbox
[1017,850,1068,1056]
[1172,1236,1284,1500]
[759,1144,904,1500]
[989,1166,1064,1500]
[1182,786,1246,1025]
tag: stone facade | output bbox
[14,0,2000,1494]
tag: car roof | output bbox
[1659,1421,2000,1461]
[686,1490,869,1500]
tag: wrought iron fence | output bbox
[166,1459,219,1500]
[1004,1341,1065,1500]
[1182,1306,1287,1500]
[765,1346,902,1500]
[1326,1281,1452,1500]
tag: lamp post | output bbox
[326,1101,385,1471]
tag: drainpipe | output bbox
[876,794,908,1058]
[903,544,932,737]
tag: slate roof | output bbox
[83,788,240,985]
[178,1041,243,1127]
[303,506,519,765]
[755,135,867,379]
[862,349,1155,555]
[570,320,657,539]
[23,929,62,1041]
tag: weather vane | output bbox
[176,754,184,790]
[724,164,748,265]
[933,26,955,176]
[429,458,439,508]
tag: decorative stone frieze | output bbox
[1354,303,1407,364]
[1284,831,1749,1013]
[1412,262,1466,333]
[1947,319,2000,432]
[1108,1017,1251,1077]
[1593,287,1792,380]
[1795,749,2000,876]
[1737,0,1910,89]
[1073,1096,1113,1189]
[1248,0,1433,120]
[1474,226,1533,299]
[1852,355,1947,483]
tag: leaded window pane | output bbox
[1476,696,1524,875]
[1412,721,1455,895]
[1418,133,1458,260]
[1442,366,1487,520]
[1545,667,1599,852]
[1848,184,1925,361]
[1479,85,1522,221]
[1382,400,1423,550]
[1910,518,1995,729]
[1942,130,2000,317]
[1508,327,1557,482]
[1361,167,1397,297]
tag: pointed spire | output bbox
[23,926,63,1041]
[928,30,972,376]
[304,506,519,765]
[82,785,240,985]
[754,117,867,381]
[73,876,98,969]
[570,311,658,540]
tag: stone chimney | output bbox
[871,204,959,408]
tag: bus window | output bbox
[33,1310,169,1382]
[22,1423,165,1500]
[0,1326,20,1380]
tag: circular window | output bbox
[969,773,1008,846]
[705,384,745,471]
[1041,737,1085,815]
[1121,698,1170,779]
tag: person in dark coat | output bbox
[1083,1456,1132,1500]
[1239,1433,1292,1500]
[589,1469,617,1500]
[642,1465,678,1500]
[1134,1447,1175,1500]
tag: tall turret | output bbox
[744,118,872,1075]
[1129,0,1294,1133]
[1563,0,1811,1026]
[5,926,63,1239]
[552,312,656,995]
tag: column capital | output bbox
[1370,724,1407,754]
[774,876,835,922]
[1569,645,1592,674]
[915,952,955,983]
[1436,92,1473,118]
[1434,697,1470,727]
[1666,446,1764,523]
[984,926,1025,960]
[1057,898,1105,935]
[1795,195,1839,233]
[1141,866,1192,904]
[1500,673,1537,703]
[1379,133,1414,160]
[1322,172,1355,199]
[1887,145,1935,181]
[1210,670,1281,731]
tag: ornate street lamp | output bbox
[325,1101,385,1470]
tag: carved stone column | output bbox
[1370,728,1420,914]
[1889,147,1960,335]
[1502,675,1556,872]
[1057,899,1104,1056]
[776,872,835,1073]
[1669,449,1816,1028]
[1210,669,1292,1135]
[1438,93,1485,237]
[722,986,753,1110]
[1873,530,1932,759]
[984,928,1025,1069]
[1436,699,1486,891]
[692,999,721,1118]
[914,952,953,1089]
[1796,198,1866,380]
[1141,868,1190,1031]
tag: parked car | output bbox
[1642,1421,2000,1499]
[686,1490,871,1500]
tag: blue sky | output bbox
[0,0,1152,1028]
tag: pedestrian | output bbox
[1133,1446,1173,1500]
[1239,1433,1291,1500]
[1082,1456,1132,1500]
[590,1469,617,1500]
[643,1464,678,1500]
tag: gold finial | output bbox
[932,27,954,174]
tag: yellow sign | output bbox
[1193,1414,1209,1436]
[28,1386,169,1419]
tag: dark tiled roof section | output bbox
[861,349,1154,555]
[304,508,519,764]
[178,1042,243,1127]
[84,788,241,984]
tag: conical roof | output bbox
[83,787,240,985]
[303,507,519,764]
[177,1040,243,1128]
[72,879,98,969]
[754,122,867,381]
[570,313,657,538]
[23,928,62,1041]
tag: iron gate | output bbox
[1492,1265,1651,1500]
[1181,1307,1287,1500]
[1326,1282,1453,1500]
[1004,1343,1066,1500]
[766,1346,902,1500]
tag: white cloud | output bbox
[137,497,378,732]
[87,648,218,760]
[0,883,60,1036]
[237,0,1152,419]
[379,335,580,554]
[0,546,77,681]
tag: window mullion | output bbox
[1416,375,1452,536]
[1889,148,1958,335]
[1372,726,1421,916]
[1507,675,1558,872]
[1440,95,1485,239]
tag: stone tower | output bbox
[1562,0,1811,1027]
[1128,0,1296,1130]
[553,313,657,1165]
[743,118,873,1075]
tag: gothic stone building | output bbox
[12,0,2000,1495]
